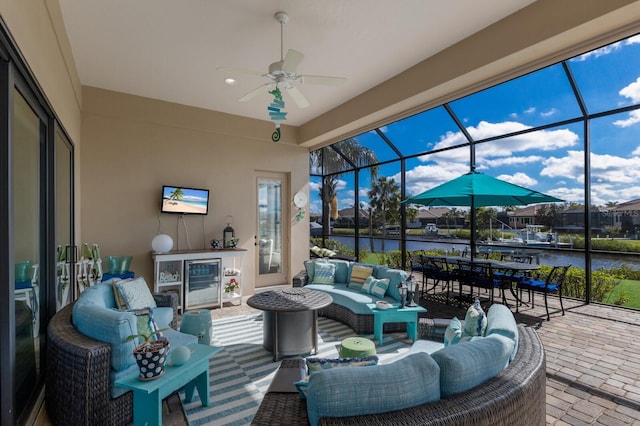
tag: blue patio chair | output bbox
[516,265,570,321]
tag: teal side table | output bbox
[180,309,212,344]
[366,303,427,345]
[116,343,221,426]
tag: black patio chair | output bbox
[516,265,571,320]
[455,259,501,305]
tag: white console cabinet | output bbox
[152,249,245,312]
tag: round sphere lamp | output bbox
[152,234,173,253]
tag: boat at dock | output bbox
[483,224,573,248]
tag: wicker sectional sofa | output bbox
[252,324,546,425]
[294,259,412,334]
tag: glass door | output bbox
[12,86,44,422]
[256,172,288,288]
[55,127,74,310]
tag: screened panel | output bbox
[590,113,640,250]
[350,130,399,164]
[448,64,582,140]
[474,122,583,204]
[568,35,640,114]
[382,106,464,156]
[407,150,470,198]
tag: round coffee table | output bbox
[247,288,333,361]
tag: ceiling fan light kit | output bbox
[219,11,346,141]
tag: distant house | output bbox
[507,205,540,229]
[554,205,608,233]
[608,199,640,231]
[415,207,463,228]
[333,207,370,228]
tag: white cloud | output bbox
[619,77,640,103]
[613,110,640,127]
[540,108,558,117]
[540,150,640,204]
[612,78,640,127]
[484,155,544,168]
[627,35,640,45]
[496,172,537,187]
[524,107,536,114]
[571,42,623,61]
[401,163,469,197]
[631,146,640,156]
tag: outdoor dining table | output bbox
[419,255,540,306]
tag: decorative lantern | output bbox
[223,216,235,248]
[405,274,418,307]
[397,282,407,309]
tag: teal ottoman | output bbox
[339,337,376,358]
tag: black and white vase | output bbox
[133,339,170,381]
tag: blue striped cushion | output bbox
[312,262,336,284]
[360,276,389,298]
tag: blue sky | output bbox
[311,34,640,215]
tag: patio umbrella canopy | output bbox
[402,171,563,207]
[402,171,563,258]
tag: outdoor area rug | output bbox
[180,313,412,425]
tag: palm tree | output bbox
[368,176,401,252]
[310,138,378,235]
[168,187,184,205]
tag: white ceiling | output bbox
[58,0,535,127]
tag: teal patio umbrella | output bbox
[402,171,563,258]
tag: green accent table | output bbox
[339,337,376,358]
[366,303,427,345]
[116,343,221,426]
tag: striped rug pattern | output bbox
[181,313,411,425]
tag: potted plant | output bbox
[224,278,239,296]
[126,328,170,380]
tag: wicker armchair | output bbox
[252,325,546,426]
[45,292,177,426]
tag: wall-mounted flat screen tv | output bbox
[161,185,210,215]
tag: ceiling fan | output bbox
[218,11,346,109]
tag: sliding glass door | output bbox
[256,172,288,288]
[12,86,44,422]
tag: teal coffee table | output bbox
[366,303,427,345]
[116,343,221,426]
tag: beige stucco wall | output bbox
[80,87,309,295]
[0,0,84,241]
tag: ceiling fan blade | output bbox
[286,85,310,109]
[216,67,264,77]
[300,75,347,86]
[281,49,304,73]
[239,84,272,102]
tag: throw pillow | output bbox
[463,298,487,337]
[114,277,157,310]
[296,355,380,399]
[360,276,390,298]
[129,308,163,343]
[371,277,390,298]
[349,264,373,290]
[444,316,463,346]
[311,261,336,285]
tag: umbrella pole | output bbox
[470,196,476,261]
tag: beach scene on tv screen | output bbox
[162,187,208,214]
